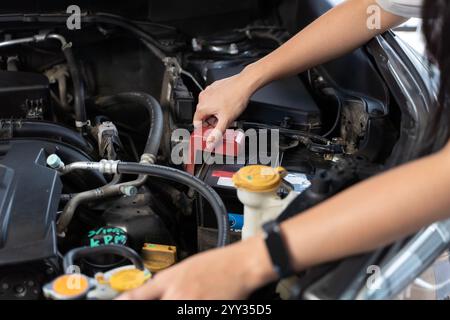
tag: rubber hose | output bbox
[62,46,87,129]
[96,92,163,161]
[57,175,147,234]
[117,163,229,247]
[63,244,144,272]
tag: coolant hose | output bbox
[57,175,147,234]
[63,244,144,272]
[117,163,229,247]
[58,93,163,232]
[96,92,163,163]
[0,120,93,153]
[62,45,88,130]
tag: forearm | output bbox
[240,0,406,93]
[244,144,450,287]
[282,146,450,271]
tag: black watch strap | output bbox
[262,220,294,279]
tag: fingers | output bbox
[193,87,211,128]
[205,117,228,151]
[193,108,206,129]
[115,279,163,300]
[214,117,229,135]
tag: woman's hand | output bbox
[192,0,407,150]
[193,69,260,149]
[117,237,277,300]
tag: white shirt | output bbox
[376,0,423,18]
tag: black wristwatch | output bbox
[262,220,294,279]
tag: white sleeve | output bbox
[376,0,423,18]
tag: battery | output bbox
[198,163,244,228]
[186,127,245,174]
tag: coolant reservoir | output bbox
[233,165,297,239]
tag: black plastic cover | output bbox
[278,0,389,115]
[0,140,62,266]
[206,65,321,129]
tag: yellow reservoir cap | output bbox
[109,269,148,292]
[232,165,287,192]
[53,274,90,298]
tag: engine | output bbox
[0,8,396,300]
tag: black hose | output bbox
[321,89,343,138]
[0,120,93,153]
[117,163,229,247]
[96,92,163,161]
[63,245,144,272]
[62,45,88,130]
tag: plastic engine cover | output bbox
[0,140,62,266]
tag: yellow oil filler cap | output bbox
[232,165,287,192]
[142,243,177,273]
[109,268,148,292]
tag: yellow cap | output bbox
[232,165,287,192]
[109,269,148,292]
[53,274,90,298]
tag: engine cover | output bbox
[0,140,62,266]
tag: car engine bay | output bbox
[0,1,406,300]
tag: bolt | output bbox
[47,154,64,169]
[120,185,138,197]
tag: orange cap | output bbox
[232,165,287,192]
[52,274,90,298]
